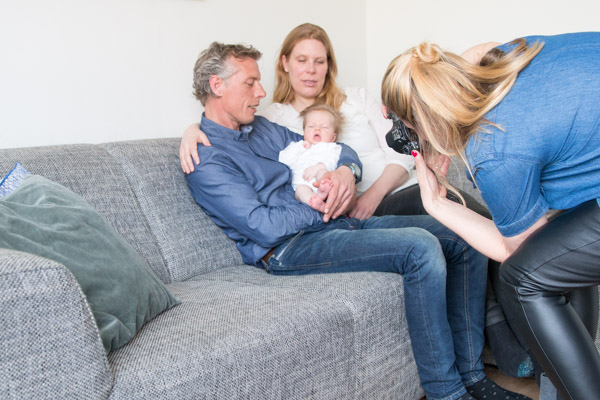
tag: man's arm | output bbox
[186,150,322,248]
[461,42,501,64]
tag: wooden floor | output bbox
[420,365,540,399]
[484,365,539,399]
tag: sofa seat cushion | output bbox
[107,267,424,400]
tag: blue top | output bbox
[185,115,362,266]
[466,32,600,237]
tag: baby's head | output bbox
[301,104,344,145]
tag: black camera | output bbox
[385,112,420,155]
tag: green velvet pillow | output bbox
[0,175,180,353]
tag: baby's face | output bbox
[303,110,337,144]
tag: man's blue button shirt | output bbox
[185,115,362,266]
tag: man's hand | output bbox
[314,166,356,222]
[179,124,212,174]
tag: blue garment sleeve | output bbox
[474,156,549,237]
[186,149,323,249]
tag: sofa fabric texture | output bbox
[1,138,598,399]
[0,174,180,353]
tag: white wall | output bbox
[365,0,600,101]
[0,0,366,148]
[1,0,598,149]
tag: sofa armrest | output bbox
[0,249,113,399]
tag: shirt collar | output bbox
[200,113,254,141]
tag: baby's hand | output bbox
[303,163,327,181]
[303,140,312,149]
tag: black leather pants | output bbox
[498,200,600,400]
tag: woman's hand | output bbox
[348,189,383,220]
[315,166,356,222]
[425,153,450,180]
[179,124,212,174]
[412,151,448,213]
[348,164,408,220]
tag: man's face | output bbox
[219,57,266,129]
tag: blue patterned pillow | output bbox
[0,163,31,198]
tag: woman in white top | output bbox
[179,23,485,219]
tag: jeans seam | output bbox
[269,251,403,272]
[462,243,477,381]
[443,235,480,382]
[408,251,445,390]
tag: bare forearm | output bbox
[428,197,511,262]
[367,164,408,200]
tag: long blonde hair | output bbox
[273,23,346,110]
[381,39,543,199]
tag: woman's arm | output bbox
[348,164,408,220]
[413,151,547,262]
[461,42,502,64]
[179,123,212,174]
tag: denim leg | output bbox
[265,215,483,399]
[369,215,487,387]
[440,229,487,386]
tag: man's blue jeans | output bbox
[262,215,488,400]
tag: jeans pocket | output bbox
[265,230,305,270]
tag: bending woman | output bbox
[381,32,600,399]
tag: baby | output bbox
[279,104,344,211]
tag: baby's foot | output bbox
[308,194,326,212]
[317,178,332,200]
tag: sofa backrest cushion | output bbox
[102,139,243,282]
[0,145,171,283]
[448,156,485,206]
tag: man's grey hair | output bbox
[193,42,262,105]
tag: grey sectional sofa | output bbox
[2,138,598,400]
[0,138,423,399]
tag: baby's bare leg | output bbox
[295,184,326,212]
[295,185,318,204]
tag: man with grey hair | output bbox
[186,41,360,218]
[192,42,263,106]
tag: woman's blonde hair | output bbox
[273,23,346,110]
[381,39,543,200]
